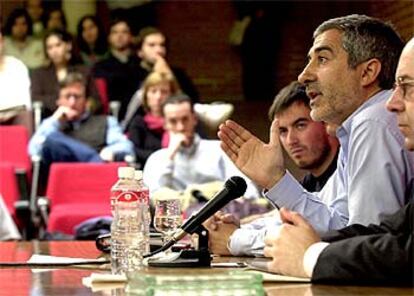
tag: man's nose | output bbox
[298,62,315,85]
[286,130,298,145]
[386,88,405,113]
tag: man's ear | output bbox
[360,58,382,87]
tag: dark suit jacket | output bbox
[312,203,413,285]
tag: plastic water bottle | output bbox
[110,167,146,274]
[134,170,150,254]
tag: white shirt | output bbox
[0,56,31,110]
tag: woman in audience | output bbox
[3,8,45,69]
[76,15,108,66]
[31,29,100,118]
[42,7,67,32]
[127,72,179,168]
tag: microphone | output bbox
[172,176,247,242]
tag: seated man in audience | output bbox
[28,72,133,186]
[0,195,20,240]
[263,37,414,285]
[135,27,199,102]
[143,94,261,211]
[93,19,141,121]
[268,81,339,192]
[206,14,414,256]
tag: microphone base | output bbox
[147,249,211,268]
[148,225,211,267]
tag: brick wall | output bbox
[155,1,413,103]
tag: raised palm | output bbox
[218,120,285,189]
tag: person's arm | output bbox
[312,203,414,284]
[28,117,61,156]
[100,116,134,160]
[143,150,175,193]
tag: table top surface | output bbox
[0,241,412,296]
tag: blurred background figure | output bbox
[135,27,199,103]
[31,29,100,118]
[42,7,67,32]
[3,8,45,70]
[0,28,32,133]
[93,19,141,121]
[25,0,45,38]
[76,15,108,66]
[29,72,133,189]
[127,72,179,168]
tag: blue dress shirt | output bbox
[229,90,414,256]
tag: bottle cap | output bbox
[118,167,135,179]
[134,170,143,181]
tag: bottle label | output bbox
[116,191,139,202]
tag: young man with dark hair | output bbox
[263,37,414,285]
[268,81,339,192]
[93,19,141,121]
[207,15,414,258]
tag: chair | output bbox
[0,164,20,216]
[45,162,124,235]
[0,126,32,236]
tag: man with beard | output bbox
[268,81,339,192]
[262,37,414,285]
[205,14,414,257]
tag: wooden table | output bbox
[0,241,412,296]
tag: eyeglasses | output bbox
[393,77,414,101]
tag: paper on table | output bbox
[27,255,109,272]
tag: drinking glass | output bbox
[153,198,183,251]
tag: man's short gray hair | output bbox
[314,14,403,89]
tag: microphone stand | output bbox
[147,225,211,267]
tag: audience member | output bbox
[28,72,133,187]
[143,94,260,210]
[263,37,414,285]
[76,15,108,66]
[0,195,21,240]
[206,14,413,257]
[42,7,67,32]
[93,19,141,121]
[127,72,179,167]
[31,29,100,118]
[3,8,45,69]
[268,81,339,192]
[0,29,32,133]
[135,27,199,102]
[25,0,44,38]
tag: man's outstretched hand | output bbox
[218,120,286,189]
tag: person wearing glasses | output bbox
[206,15,414,258]
[28,72,133,188]
[261,37,414,285]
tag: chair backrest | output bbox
[0,163,19,215]
[94,78,109,114]
[0,125,31,172]
[46,162,124,208]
